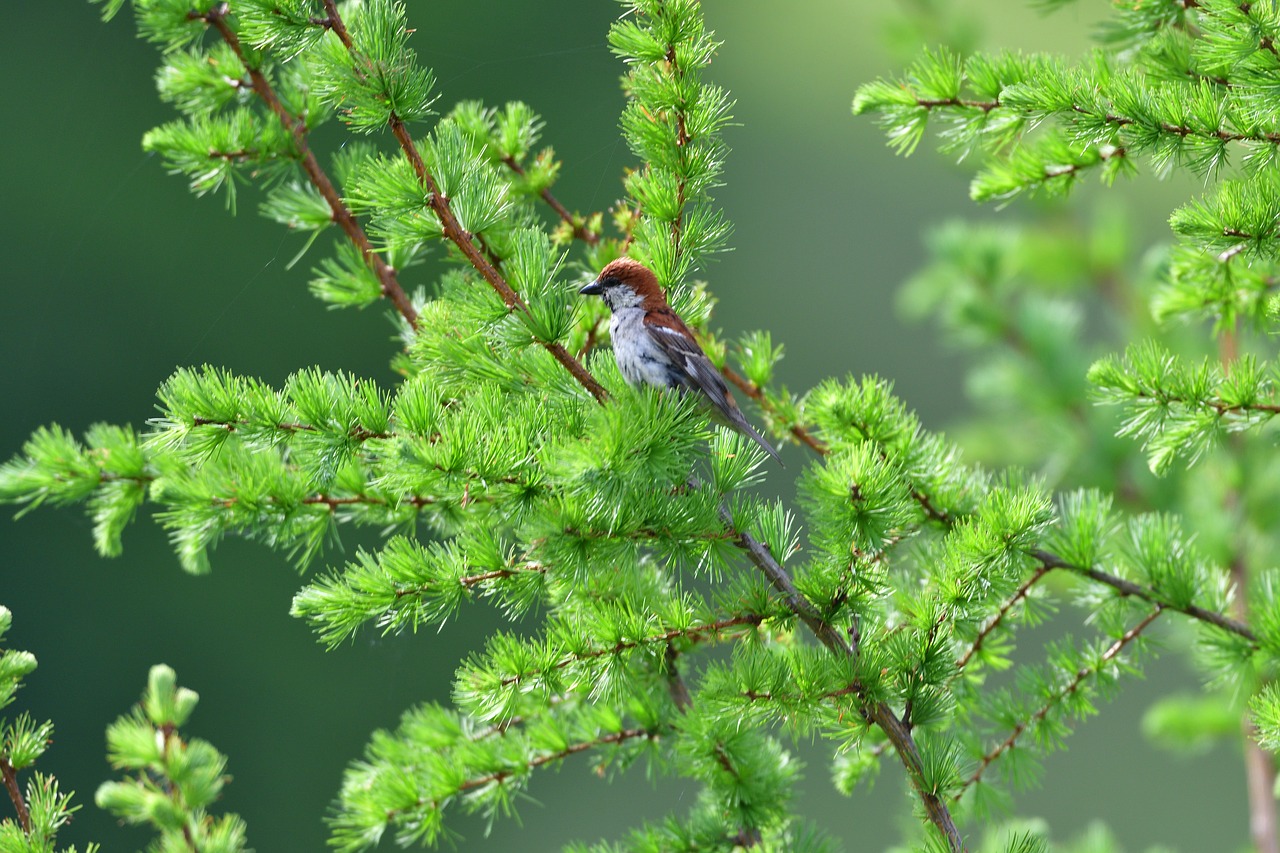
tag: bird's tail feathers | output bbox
[739,421,784,467]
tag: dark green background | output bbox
[0,2,1246,850]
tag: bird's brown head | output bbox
[579,258,666,312]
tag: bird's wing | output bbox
[648,321,784,465]
[647,323,738,418]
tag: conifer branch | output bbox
[955,565,1052,671]
[1069,104,1280,147]
[451,563,547,591]
[912,96,1002,112]
[663,643,694,713]
[498,614,764,688]
[386,725,664,820]
[196,2,419,328]
[1219,325,1280,853]
[387,84,607,405]
[958,605,1165,796]
[1031,550,1258,644]
[500,154,600,246]
[312,1,608,403]
[722,505,965,851]
[188,416,394,440]
[0,757,30,835]
[721,365,829,454]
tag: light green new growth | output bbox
[0,606,100,853]
[96,665,248,853]
[2,0,1278,851]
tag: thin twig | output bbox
[501,155,600,245]
[386,725,666,822]
[955,566,1051,671]
[958,605,1164,795]
[663,643,694,713]
[721,364,829,454]
[498,613,763,687]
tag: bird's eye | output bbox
[601,276,620,289]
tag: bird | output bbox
[579,258,783,465]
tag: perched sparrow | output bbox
[579,258,782,465]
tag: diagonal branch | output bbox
[958,605,1165,796]
[198,3,418,328]
[500,155,600,245]
[387,725,666,823]
[721,365,830,454]
[720,504,966,851]
[955,565,1051,671]
[317,0,608,404]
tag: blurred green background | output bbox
[0,2,1249,850]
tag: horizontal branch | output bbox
[498,613,764,687]
[387,724,664,822]
[188,416,393,441]
[1119,388,1280,416]
[1072,103,1280,147]
[914,96,1001,112]
[462,725,661,790]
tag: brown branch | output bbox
[390,560,547,601]
[387,725,664,821]
[1119,386,1280,416]
[1070,103,1280,146]
[959,605,1164,796]
[563,525,738,542]
[189,416,393,441]
[914,96,1001,113]
[314,1,608,402]
[955,565,1052,671]
[385,117,609,403]
[501,154,599,245]
[1031,550,1258,644]
[664,643,694,713]
[720,503,966,851]
[721,364,829,455]
[467,726,659,786]
[577,314,604,361]
[0,758,30,835]
[498,613,764,687]
[198,4,418,328]
[1220,321,1280,853]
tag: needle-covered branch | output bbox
[0,606,97,852]
[96,665,247,852]
[194,2,420,326]
[958,605,1165,797]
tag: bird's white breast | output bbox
[610,308,679,388]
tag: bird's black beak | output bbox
[579,278,603,296]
